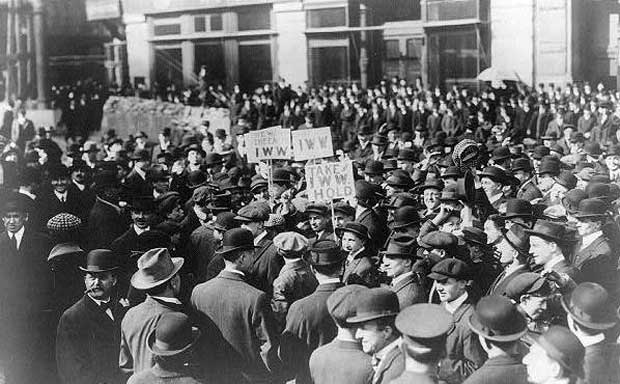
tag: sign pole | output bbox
[330,199,337,239]
[267,159,274,207]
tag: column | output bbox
[31,0,47,107]
[359,4,368,88]
[15,1,23,98]
[181,40,195,86]
[5,0,14,102]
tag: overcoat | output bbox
[461,354,528,384]
[247,237,284,295]
[373,345,405,384]
[309,339,374,384]
[390,273,427,309]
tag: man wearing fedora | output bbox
[389,206,422,241]
[235,202,283,295]
[347,288,404,384]
[124,149,154,199]
[391,303,452,384]
[56,249,126,384]
[281,239,346,384]
[525,220,580,281]
[488,225,531,296]
[120,248,186,378]
[306,203,335,245]
[363,160,385,186]
[562,282,620,384]
[87,169,129,250]
[463,296,529,384]
[309,285,374,384]
[336,222,379,287]
[191,228,281,384]
[380,235,426,308]
[512,158,543,201]
[428,258,486,384]
[479,166,513,213]
[353,180,389,249]
[127,312,202,384]
[523,326,585,384]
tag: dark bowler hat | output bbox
[211,212,238,232]
[327,285,369,325]
[586,182,611,199]
[187,170,208,189]
[386,174,414,189]
[381,235,417,259]
[129,196,156,213]
[524,220,569,243]
[535,326,585,379]
[147,312,200,356]
[306,203,330,217]
[419,231,458,252]
[561,282,618,330]
[234,202,270,222]
[392,206,421,229]
[537,157,561,176]
[129,149,151,162]
[504,272,553,302]
[460,227,487,246]
[428,258,470,281]
[479,166,510,184]
[396,303,452,340]
[511,158,534,173]
[371,134,388,146]
[414,178,444,193]
[554,171,577,190]
[384,193,417,210]
[215,228,259,256]
[205,153,224,167]
[335,222,369,241]
[397,148,417,162]
[355,180,384,201]
[501,199,533,220]
[532,145,551,160]
[48,164,70,179]
[347,288,400,324]
[561,189,587,214]
[573,198,608,220]
[441,166,461,179]
[584,142,602,157]
[308,240,346,266]
[468,295,527,342]
[130,248,184,290]
[550,144,564,156]
[79,249,119,273]
[491,146,511,162]
[363,160,384,176]
[272,168,293,184]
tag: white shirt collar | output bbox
[543,255,565,273]
[488,192,504,204]
[444,292,468,314]
[348,247,365,262]
[149,295,182,305]
[8,226,25,249]
[575,331,605,348]
[54,190,68,202]
[133,224,150,236]
[392,271,413,286]
[224,267,246,277]
[134,166,146,180]
[580,230,603,251]
[254,230,268,246]
[87,294,114,320]
[318,277,341,285]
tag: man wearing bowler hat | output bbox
[57,249,126,384]
[337,222,381,287]
[463,296,529,384]
[127,312,202,384]
[281,240,346,383]
[120,248,186,377]
[354,180,389,248]
[391,303,453,384]
[522,326,585,384]
[380,235,426,308]
[348,288,404,384]
[191,228,281,384]
[309,285,374,384]
[428,258,486,384]
[562,282,620,384]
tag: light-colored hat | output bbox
[130,248,184,290]
[273,232,308,253]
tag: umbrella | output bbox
[477,67,522,82]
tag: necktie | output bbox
[99,301,110,312]
[371,355,381,371]
[8,234,17,252]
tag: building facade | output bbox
[116,0,620,91]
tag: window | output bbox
[307,8,347,28]
[194,14,223,32]
[194,16,206,32]
[310,46,348,84]
[239,44,272,91]
[154,23,181,36]
[238,6,270,31]
[426,0,477,22]
[406,38,422,59]
[210,14,223,31]
[385,40,400,59]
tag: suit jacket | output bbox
[580,341,620,384]
[516,179,542,201]
[281,282,343,384]
[119,296,185,377]
[572,235,618,293]
[356,208,389,250]
[439,298,486,384]
[127,366,203,384]
[188,225,216,283]
[68,182,96,222]
[191,270,281,384]
[487,265,528,296]
[390,273,427,309]
[462,353,528,384]
[343,248,380,288]
[309,339,374,384]
[549,259,581,282]
[56,295,126,384]
[373,344,405,384]
[87,197,127,250]
[123,170,153,199]
[271,259,318,328]
[248,237,284,295]
[35,187,82,229]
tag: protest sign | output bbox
[291,127,334,161]
[305,160,355,202]
[245,126,292,163]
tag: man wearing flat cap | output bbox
[271,232,318,328]
[281,240,346,384]
[562,282,620,384]
[390,303,452,384]
[348,288,404,384]
[57,249,126,384]
[236,201,283,294]
[120,248,186,378]
[309,285,374,384]
[307,203,335,244]
[191,228,282,384]
[428,258,486,384]
[463,296,528,384]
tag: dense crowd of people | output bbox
[1,77,620,384]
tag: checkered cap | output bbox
[47,213,82,232]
